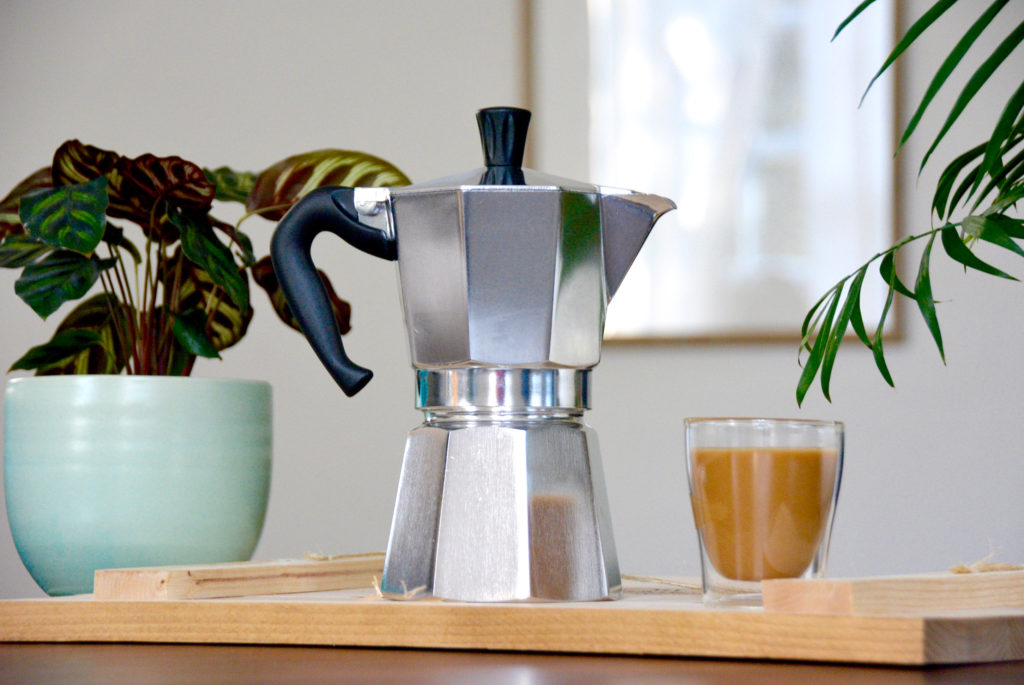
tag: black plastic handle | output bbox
[270,186,396,396]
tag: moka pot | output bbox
[271,107,674,601]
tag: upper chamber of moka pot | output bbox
[345,107,676,370]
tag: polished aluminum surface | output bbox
[358,113,672,603]
[356,179,673,370]
[416,368,589,413]
[381,412,621,602]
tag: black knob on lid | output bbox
[477,107,530,185]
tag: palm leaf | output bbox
[984,213,1024,240]
[879,251,915,298]
[991,182,1024,213]
[920,20,1024,173]
[821,271,867,401]
[974,140,1024,207]
[975,214,1024,258]
[796,290,840,406]
[940,223,1016,280]
[847,268,873,348]
[972,78,1024,196]
[899,0,1012,151]
[914,233,944,362]
[933,142,986,219]
[856,0,959,106]
[832,0,877,42]
[870,275,898,387]
[799,278,846,355]
[947,160,985,215]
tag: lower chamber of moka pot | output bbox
[380,368,621,602]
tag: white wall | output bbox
[1,0,1021,599]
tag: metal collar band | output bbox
[415,368,590,412]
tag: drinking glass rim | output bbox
[684,417,844,431]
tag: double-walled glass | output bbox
[685,418,843,607]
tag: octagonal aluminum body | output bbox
[380,415,621,602]
[384,185,652,369]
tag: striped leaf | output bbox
[212,216,255,266]
[32,293,131,375]
[204,166,257,204]
[109,153,216,238]
[251,255,351,335]
[8,329,102,373]
[171,208,249,311]
[14,250,114,318]
[247,149,411,221]
[0,234,51,268]
[169,252,252,352]
[0,167,51,240]
[19,177,108,255]
[171,307,221,359]
[51,140,120,187]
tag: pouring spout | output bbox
[601,191,676,301]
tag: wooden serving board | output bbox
[3,577,1024,665]
[762,570,1024,615]
[93,554,385,600]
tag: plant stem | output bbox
[156,253,185,375]
[100,245,133,374]
[112,248,142,374]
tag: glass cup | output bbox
[684,418,843,607]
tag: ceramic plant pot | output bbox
[3,376,272,596]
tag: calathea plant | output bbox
[0,141,409,375]
[797,0,1024,405]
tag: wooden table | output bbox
[3,643,1024,685]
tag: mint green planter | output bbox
[4,376,272,596]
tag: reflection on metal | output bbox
[382,369,621,602]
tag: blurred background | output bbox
[1,0,1022,598]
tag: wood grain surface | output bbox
[762,570,1024,615]
[93,554,385,600]
[3,579,1024,666]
